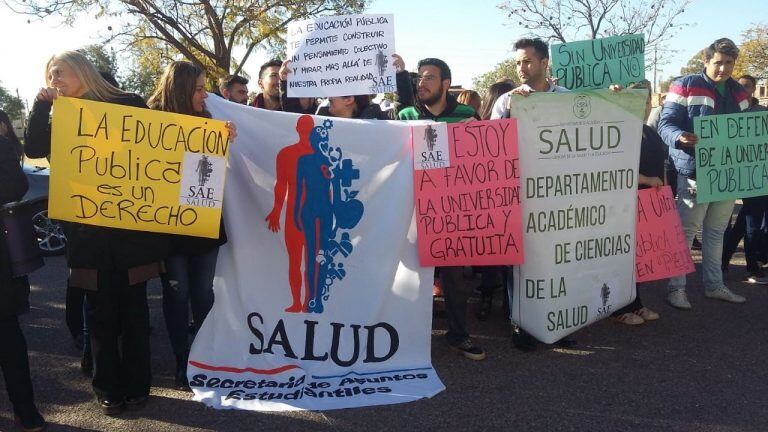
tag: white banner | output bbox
[286,13,396,97]
[188,96,444,411]
[511,90,645,343]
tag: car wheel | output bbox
[32,209,67,256]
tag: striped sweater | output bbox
[658,71,749,178]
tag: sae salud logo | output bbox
[413,123,450,170]
[179,152,226,208]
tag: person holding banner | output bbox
[0,110,46,432]
[397,57,486,360]
[658,38,750,309]
[611,81,664,325]
[147,61,235,390]
[24,50,170,415]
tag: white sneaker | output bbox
[667,290,692,310]
[705,286,746,304]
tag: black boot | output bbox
[14,404,46,432]
[175,353,190,390]
[511,325,538,352]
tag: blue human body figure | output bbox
[295,126,334,313]
[293,120,364,313]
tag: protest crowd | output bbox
[1,26,766,430]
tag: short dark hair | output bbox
[739,74,757,88]
[417,58,451,81]
[514,38,549,60]
[219,75,249,92]
[704,38,739,61]
[259,60,282,79]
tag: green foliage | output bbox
[472,58,518,97]
[733,24,768,79]
[0,83,25,122]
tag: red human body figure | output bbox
[265,115,315,312]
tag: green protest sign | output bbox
[550,34,645,90]
[694,111,768,203]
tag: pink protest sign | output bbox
[635,186,695,282]
[413,119,523,266]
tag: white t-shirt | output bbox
[490,82,569,119]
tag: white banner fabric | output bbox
[187,95,444,411]
[511,90,645,343]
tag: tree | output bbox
[6,0,369,80]
[679,48,705,76]
[733,24,768,79]
[472,58,518,96]
[78,44,118,77]
[0,83,25,122]
[499,0,691,68]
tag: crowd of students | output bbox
[0,34,763,430]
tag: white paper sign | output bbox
[286,14,396,97]
[510,90,646,344]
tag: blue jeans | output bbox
[161,247,219,357]
[668,174,735,293]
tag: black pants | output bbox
[85,271,151,399]
[438,266,469,345]
[722,197,768,271]
[0,316,36,417]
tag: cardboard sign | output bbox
[635,186,695,282]
[511,89,646,343]
[694,111,768,203]
[413,119,524,266]
[286,13,396,97]
[550,34,645,90]
[49,97,229,238]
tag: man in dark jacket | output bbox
[658,38,750,310]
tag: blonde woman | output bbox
[25,51,169,416]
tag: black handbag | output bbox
[0,200,44,277]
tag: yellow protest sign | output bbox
[49,97,230,238]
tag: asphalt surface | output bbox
[1,247,767,432]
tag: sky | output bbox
[1,0,766,109]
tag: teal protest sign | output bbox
[550,34,645,90]
[694,111,768,203]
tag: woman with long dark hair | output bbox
[148,61,235,389]
[25,51,170,415]
[1,109,46,431]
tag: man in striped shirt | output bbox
[658,38,750,310]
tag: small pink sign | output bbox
[635,186,695,282]
[413,119,524,266]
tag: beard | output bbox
[417,88,442,106]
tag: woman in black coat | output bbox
[25,51,169,416]
[0,109,46,431]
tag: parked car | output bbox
[22,164,67,256]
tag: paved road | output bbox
[1,251,766,432]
